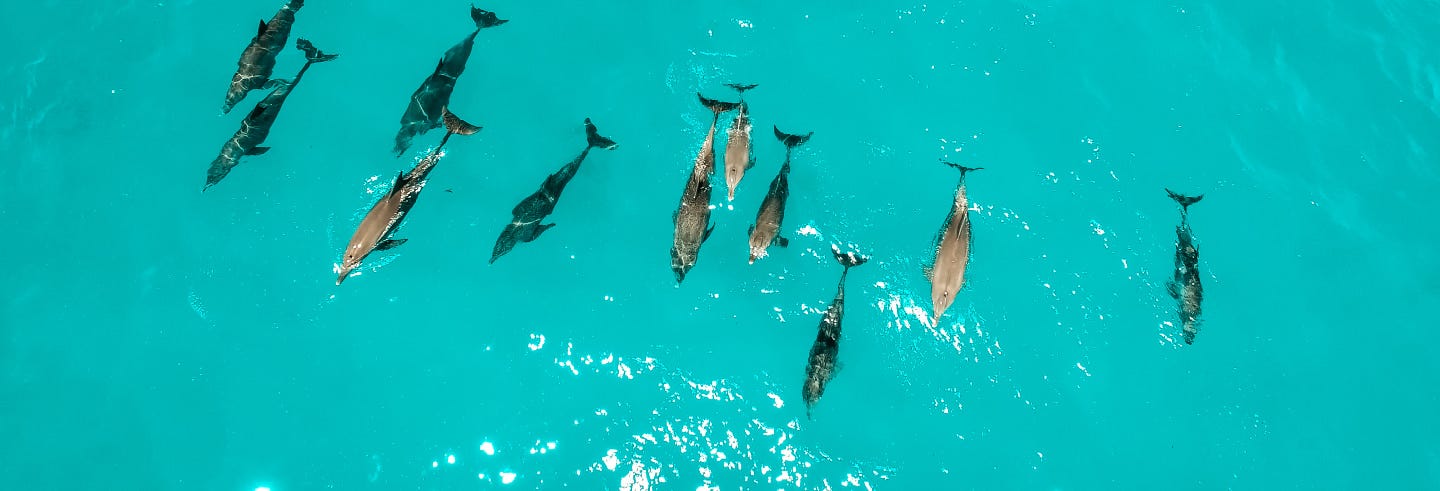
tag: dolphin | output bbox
[336,108,481,285]
[1165,189,1205,344]
[393,6,507,157]
[205,39,337,191]
[490,118,618,263]
[746,126,812,263]
[722,83,758,201]
[926,162,981,323]
[221,0,304,114]
[802,245,868,419]
[670,93,739,283]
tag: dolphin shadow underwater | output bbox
[205,39,338,191]
[336,108,482,285]
[393,5,507,157]
[802,245,869,419]
[222,0,305,114]
[489,119,618,263]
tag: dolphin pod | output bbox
[206,39,337,191]
[489,119,618,263]
[201,3,1224,426]
[393,6,508,157]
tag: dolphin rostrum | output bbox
[393,6,507,157]
[1165,188,1205,344]
[336,108,481,285]
[222,0,304,114]
[926,162,981,323]
[670,93,739,283]
[746,126,812,263]
[802,244,868,419]
[489,118,618,263]
[722,83,758,201]
[206,39,337,191]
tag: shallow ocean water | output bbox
[1,0,1438,489]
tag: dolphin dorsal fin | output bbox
[257,19,269,38]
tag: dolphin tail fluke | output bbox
[698,93,739,115]
[830,244,869,270]
[442,107,482,135]
[584,118,618,150]
[1166,188,1204,211]
[471,5,508,29]
[725,83,759,96]
[774,126,813,148]
[942,160,983,178]
[296,39,339,63]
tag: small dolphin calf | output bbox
[926,162,981,323]
[671,93,739,283]
[1165,188,1205,344]
[802,245,868,419]
[746,126,812,263]
[722,83,758,201]
[336,109,481,285]
[206,39,337,191]
[393,6,507,157]
[490,119,618,263]
[222,0,304,114]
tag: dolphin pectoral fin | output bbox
[533,223,557,240]
[747,224,755,236]
[702,223,716,243]
[376,239,408,251]
[245,146,271,156]
[776,236,789,247]
[746,155,756,170]
[262,79,290,90]
[1166,280,1180,299]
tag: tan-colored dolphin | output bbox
[746,126,811,263]
[722,83,758,201]
[926,162,981,322]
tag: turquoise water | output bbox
[3,0,1438,489]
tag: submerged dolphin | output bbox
[722,83,758,201]
[802,245,868,419]
[1165,189,1205,344]
[926,162,981,322]
[206,39,337,191]
[222,0,304,114]
[336,109,481,285]
[671,93,739,283]
[490,119,618,263]
[746,126,812,263]
[393,6,507,157]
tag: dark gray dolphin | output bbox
[1165,189,1205,344]
[671,93,739,283]
[222,0,304,114]
[393,6,507,157]
[925,162,981,322]
[205,39,337,191]
[746,126,811,263]
[802,245,868,419]
[336,109,482,285]
[722,83,758,201]
[489,119,618,263]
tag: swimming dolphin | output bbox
[671,93,739,283]
[1165,189,1205,344]
[336,108,481,285]
[393,6,507,157]
[205,39,337,191]
[802,245,868,419]
[489,118,618,263]
[222,0,304,114]
[746,126,812,263]
[926,162,981,323]
[722,83,758,201]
